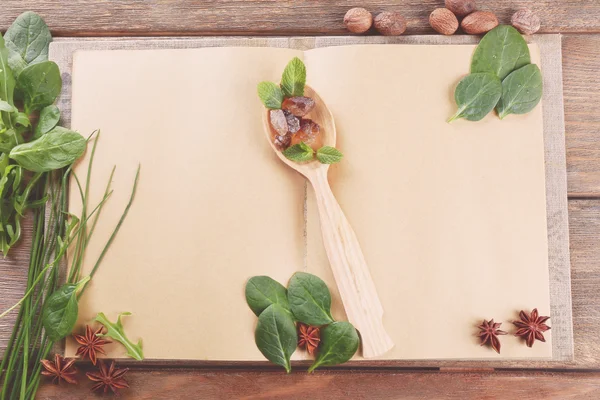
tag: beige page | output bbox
[66,44,550,361]
[66,47,307,360]
[304,44,550,359]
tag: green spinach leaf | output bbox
[95,312,144,360]
[471,25,531,81]
[16,61,61,114]
[280,57,306,97]
[257,81,284,109]
[308,321,359,372]
[496,64,543,119]
[14,112,30,127]
[255,304,297,373]
[4,11,52,76]
[34,104,60,138]
[0,100,16,113]
[245,276,290,316]
[0,129,23,153]
[9,126,85,172]
[0,35,16,129]
[448,73,502,122]
[42,276,89,341]
[288,272,334,326]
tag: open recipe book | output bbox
[64,44,551,361]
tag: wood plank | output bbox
[35,369,600,399]
[1,1,600,36]
[569,199,600,366]
[563,35,600,196]
[2,199,599,369]
[0,216,33,355]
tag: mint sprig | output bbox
[280,57,306,97]
[283,142,314,162]
[316,146,343,164]
[257,81,283,109]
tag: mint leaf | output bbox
[257,81,283,109]
[316,146,343,164]
[282,142,314,162]
[281,57,306,97]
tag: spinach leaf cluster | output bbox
[245,272,360,373]
[0,12,86,253]
[449,25,543,122]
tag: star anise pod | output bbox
[477,319,507,354]
[73,325,111,365]
[86,360,130,395]
[40,354,78,384]
[513,308,551,347]
[297,322,320,355]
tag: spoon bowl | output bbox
[262,86,336,177]
[261,86,394,358]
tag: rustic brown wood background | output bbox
[1,1,600,398]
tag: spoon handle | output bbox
[308,167,394,358]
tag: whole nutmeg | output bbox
[461,11,498,34]
[374,12,407,36]
[511,9,541,35]
[445,0,477,18]
[429,8,459,35]
[344,8,373,34]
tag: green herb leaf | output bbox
[308,321,359,372]
[42,276,90,341]
[95,312,144,360]
[16,61,61,114]
[316,146,343,164]
[0,100,16,113]
[287,272,334,326]
[0,35,16,129]
[0,129,21,153]
[257,81,284,109]
[281,57,306,97]
[9,126,86,172]
[4,11,52,76]
[14,112,30,127]
[255,304,297,373]
[34,105,60,139]
[471,25,531,81]
[283,142,314,162]
[496,64,543,119]
[448,73,502,122]
[245,276,290,317]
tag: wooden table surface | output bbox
[1,1,600,398]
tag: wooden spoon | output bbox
[262,86,394,358]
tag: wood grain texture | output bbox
[35,369,600,399]
[563,35,600,196]
[569,200,600,367]
[0,216,33,355]
[1,1,600,36]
